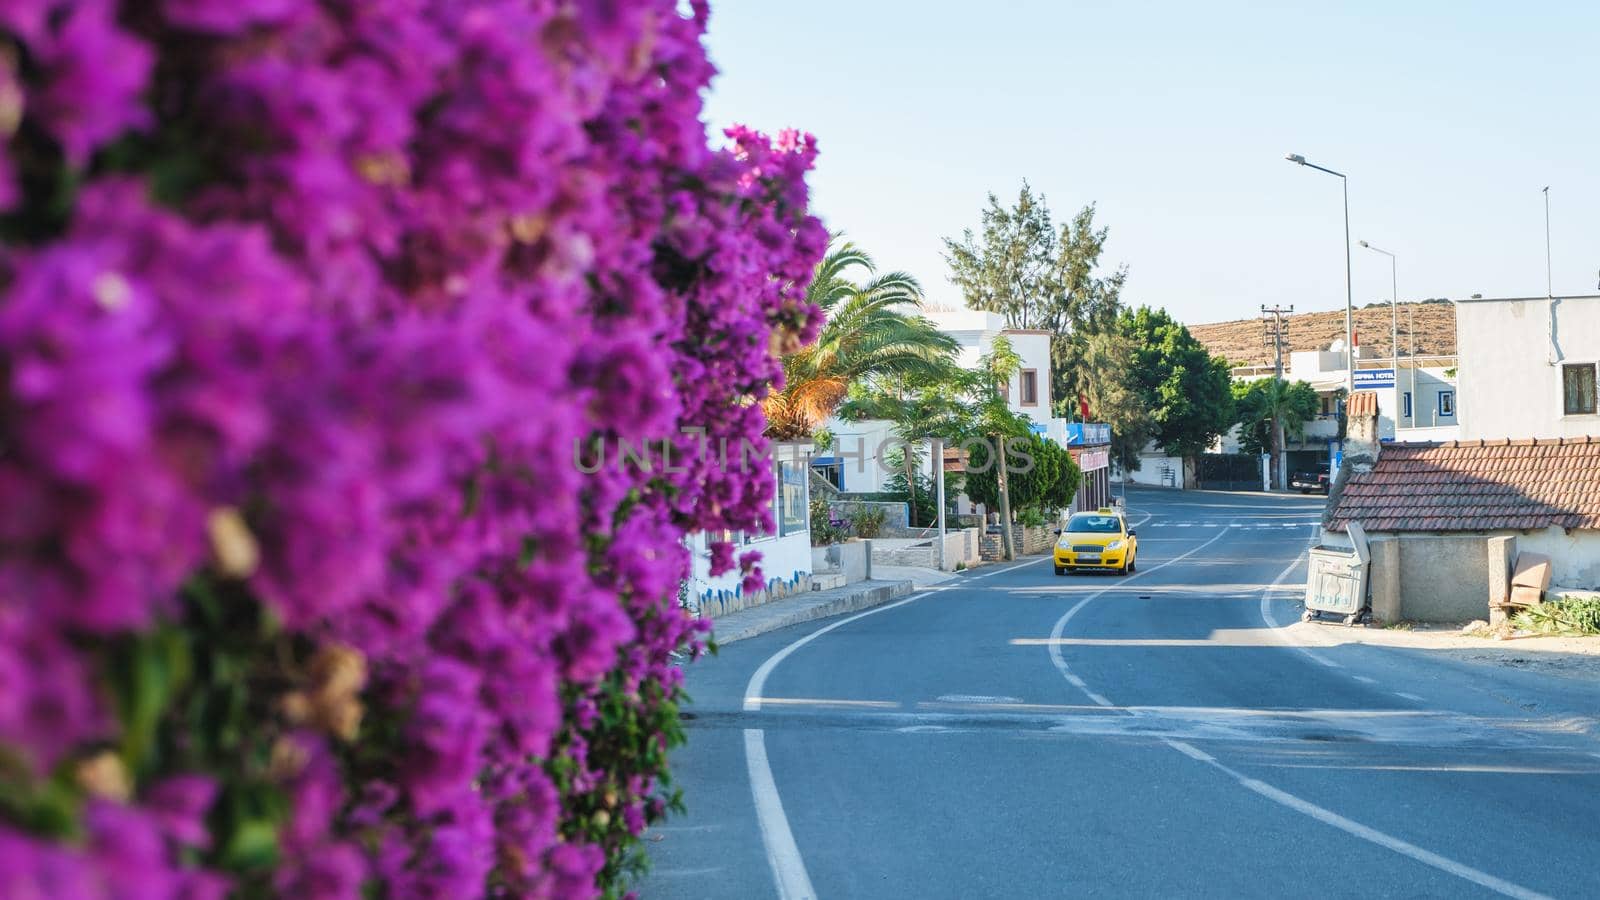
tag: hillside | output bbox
[1188,300,1455,368]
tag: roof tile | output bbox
[1327,438,1600,533]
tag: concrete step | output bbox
[811,571,848,591]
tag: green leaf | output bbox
[219,817,280,870]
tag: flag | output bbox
[1078,392,1090,422]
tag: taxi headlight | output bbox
[1105,540,1123,551]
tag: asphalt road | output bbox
[643,487,1600,899]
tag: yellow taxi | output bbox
[1053,508,1138,576]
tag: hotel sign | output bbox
[1075,448,1110,472]
[1353,368,1396,390]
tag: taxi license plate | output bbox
[1079,554,1101,563]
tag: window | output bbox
[1438,390,1454,416]
[1020,369,1038,406]
[776,460,808,537]
[1065,513,1120,534]
[1564,363,1598,415]
[1403,391,1412,418]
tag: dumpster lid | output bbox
[1347,522,1370,565]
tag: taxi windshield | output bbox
[1065,514,1120,534]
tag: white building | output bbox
[1324,295,1600,614]
[1219,340,1460,469]
[922,308,1055,422]
[1454,294,1600,440]
[815,307,1113,512]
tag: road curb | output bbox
[710,579,916,645]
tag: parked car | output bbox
[1291,463,1331,494]
[1053,508,1138,575]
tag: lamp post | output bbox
[1286,154,1355,398]
[1359,240,1400,433]
[930,436,946,571]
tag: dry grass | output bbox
[1188,301,1455,368]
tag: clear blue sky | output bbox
[702,1,1600,326]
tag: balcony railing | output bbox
[1066,423,1111,446]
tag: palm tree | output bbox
[764,239,959,441]
[843,336,1031,532]
[1233,378,1320,489]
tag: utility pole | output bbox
[996,434,1015,561]
[1261,305,1293,490]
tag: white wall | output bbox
[821,417,901,493]
[999,329,1054,420]
[923,309,1055,423]
[1114,442,1183,487]
[1396,366,1458,432]
[687,530,814,618]
[1517,527,1600,591]
[685,457,814,616]
[1456,295,1600,440]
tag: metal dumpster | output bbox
[1304,522,1371,625]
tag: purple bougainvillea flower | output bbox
[0,0,823,894]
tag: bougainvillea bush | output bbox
[0,1,822,896]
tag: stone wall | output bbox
[829,499,910,533]
[979,526,1055,561]
[870,529,983,570]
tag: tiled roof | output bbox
[1327,437,1600,533]
[1346,390,1379,418]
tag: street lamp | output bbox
[1286,153,1355,398]
[1359,240,1401,433]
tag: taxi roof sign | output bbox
[1097,507,1115,515]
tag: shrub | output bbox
[963,434,1081,516]
[1513,596,1600,636]
[810,497,850,546]
[1017,508,1049,528]
[850,506,888,539]
[0,2,822,896]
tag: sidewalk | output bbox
[708,578,915,644]
[1287,619,1600,682]
[869,563,960,590]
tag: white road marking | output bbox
[1352,675,1378,685]
[737,545,1087,898]
[1226,769,1552,900]
[1165,739,1216,763]
[1045,529,1552,900]
[1043,525,1228,701]
[1257,543,1348,676]
[743,553,1048,712]
[743,729,817,900]
[1395,692,1427,702]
